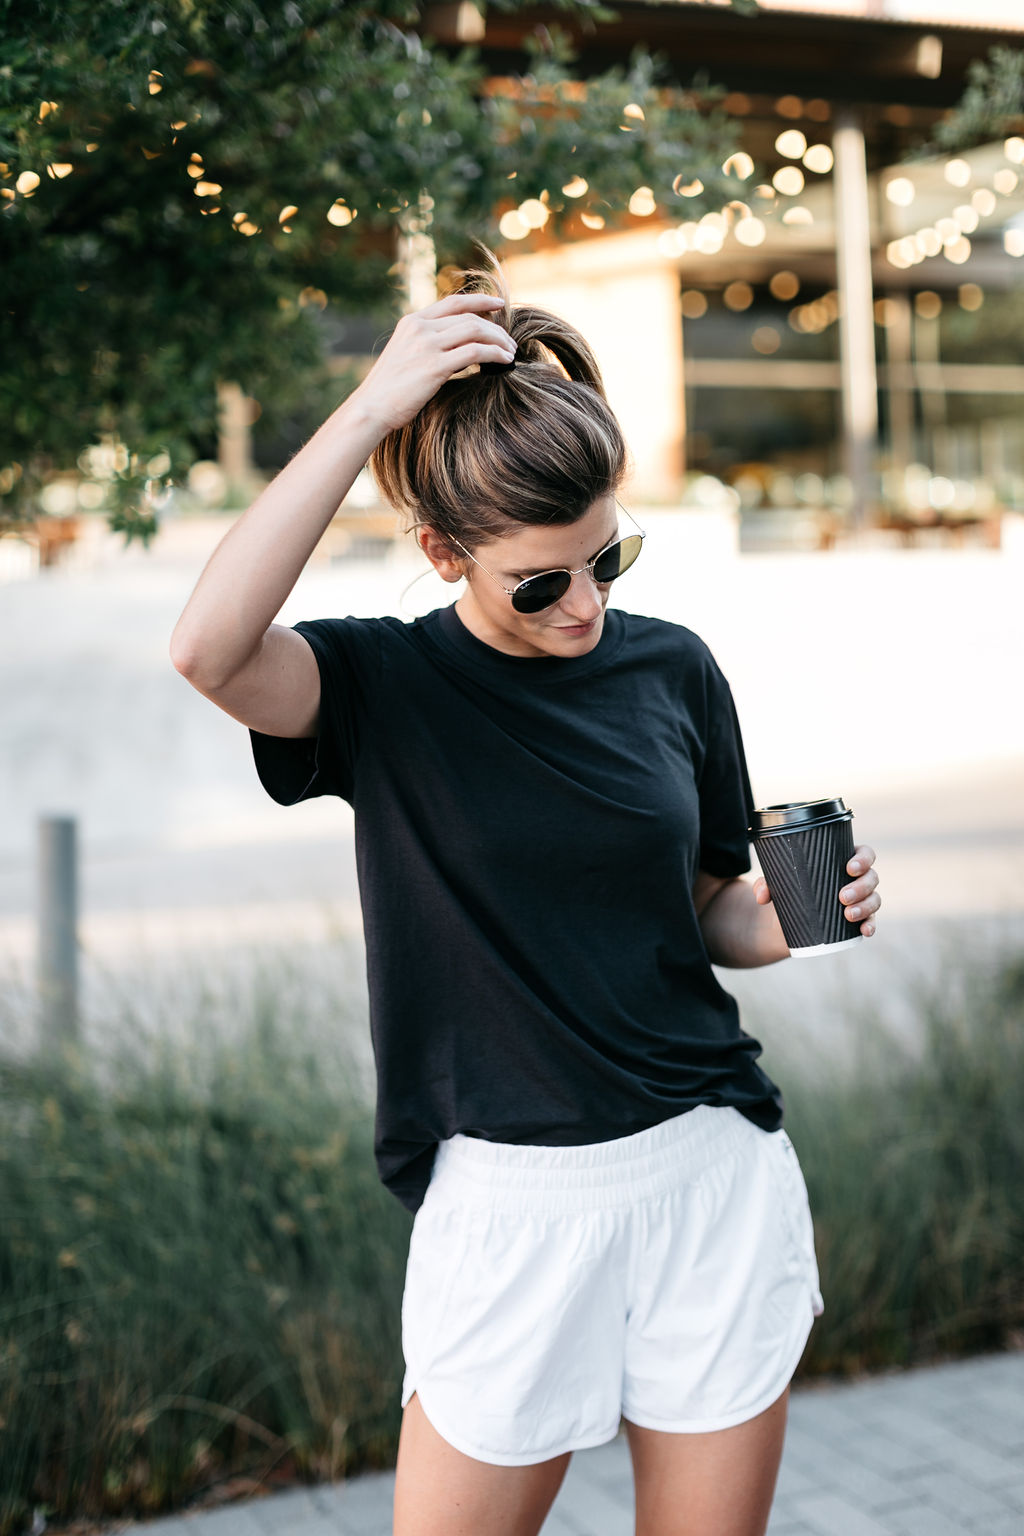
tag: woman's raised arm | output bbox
[169,293,515,738]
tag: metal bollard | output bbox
[38,814,78,1050]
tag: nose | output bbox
[557,567,604,623]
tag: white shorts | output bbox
[400,1104,824,1466]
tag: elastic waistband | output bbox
[430,1105,757,1215]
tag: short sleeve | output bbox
[696,659,755,878]
[248,616,381,807]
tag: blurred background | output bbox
[2,0,1023,1529]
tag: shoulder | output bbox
[618,610,721,672]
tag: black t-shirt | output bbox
[249,603,783,1212]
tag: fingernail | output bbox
[840,887,853,901]
[849,860,863,873]
[849,905,862,920]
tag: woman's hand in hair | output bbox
[350,293,515,436]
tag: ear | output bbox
[417,525,467,584]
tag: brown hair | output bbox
[369,252,629,549]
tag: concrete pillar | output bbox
[503,233,685,502]
[217,381,255,496]
[38,814,78,1052]
[833,108,879,529]
[884,289,914,471]
[398,195,438,314]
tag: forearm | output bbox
[699,877,790,968]
[170,392,386,688]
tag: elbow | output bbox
[169,624,227,692]
[169,623,202,683]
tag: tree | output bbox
[0,0,745,542]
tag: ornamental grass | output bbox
[1,937,1022,1534]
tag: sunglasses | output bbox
[450,501,646,615]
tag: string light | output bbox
[326,199,356,226]
[994,169,1018,195]
[953,205,978,234]
[770,271,799,300]
[46,163,73,179]
[561,176,587,198]
[915,291,941,319]
[772,166,804,197]
[775,130,807,159]
[752,326,781,354]
[580,212,605,229]
[944,159,971,188]
[518,198,549,229]
[1003,229,1024,257]
[803,144,833,174]
[943,236,971,264]
[782,207,813,225]
[1005,137,1024,164]
[959,284,984,311]
[723,281,754,311]
[15,171,40,195]
[681,290,708,319]
[734,217,767,247]
[971,188,997,217]
[628,187,657,217]
[722,152,754,180]
[885,177,915,207]
[622,103,645,122]
[916,228,942,257]
[673,176,704,197]
[693,224,724,254]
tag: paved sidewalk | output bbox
[115,1352,1024,1536]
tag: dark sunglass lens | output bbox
[593,534,643,583]
[512,572,572,614]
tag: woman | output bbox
[170,263,880,1536]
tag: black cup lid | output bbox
[750,797,851,835]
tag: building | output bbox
[430,1,1024,534]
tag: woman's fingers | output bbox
[424,313,516,354]
[351,298,515,433]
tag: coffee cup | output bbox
[749,798,863,959]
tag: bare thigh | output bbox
[625,1385,789,1536]
[392,1392,572,1536]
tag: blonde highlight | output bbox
[369,249,629,549]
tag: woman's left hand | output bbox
[752,843,880,939]
[837,844,880,937]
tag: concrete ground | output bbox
[87,1351,1024,1536]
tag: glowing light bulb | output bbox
[628,186,657,217]
[885,178,915,207]
[562,176,588,198]
[802,144,833,174]
[772,166,804,197]
[734,217,766,248]
[775,130,807,160]
[722,152,754,180]
[944,159,971,188]
[673,176,704,198]
[518,198,549,229]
